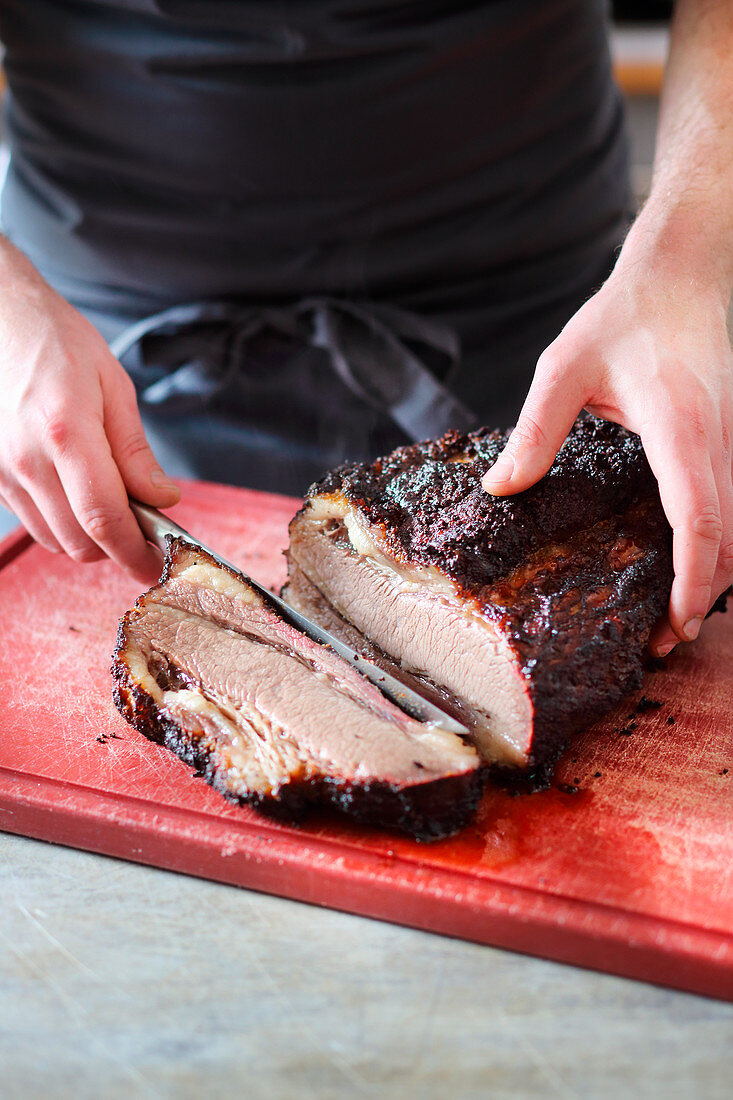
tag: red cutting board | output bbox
[0,480,731,1000]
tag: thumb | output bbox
[481,350,586,496]
[103,365,181,508]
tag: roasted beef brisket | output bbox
[112,539,482,840]
[285,417,674,774]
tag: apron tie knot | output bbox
[111,296,478,441]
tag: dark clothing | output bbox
[0,0,631,493]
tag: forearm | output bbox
[0,232,33,278]
[621,0,733,299]
[0,234,55,308]
[0,232,180,581]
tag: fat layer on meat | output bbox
[286,501,532,766]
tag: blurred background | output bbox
[0,3,672,542]
[611,2,671,205]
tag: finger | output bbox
[649,476,733,657]
[8,444,104,561]
[648,411,733,656]
[50,416,165,584]
[16,460,107,563]
[0,481,64,554]
[648,614,676,658]
[482,347,588,496]
[0,487,15,516]
[710,456,733,604]
[102,367,181,507]
[642,426,722,649]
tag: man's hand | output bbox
[0,240,180,584]
[484,0,733,657]
[481,245,733,656]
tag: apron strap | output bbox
[111,296,478,440]
[303,297,477,439]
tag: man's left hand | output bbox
[481,242,733,657]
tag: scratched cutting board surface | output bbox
[0,480,731,999]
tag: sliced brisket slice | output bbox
[286,417,674,775]
[112,538,482,840]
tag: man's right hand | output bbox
[0,240,180,584]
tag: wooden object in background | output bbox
[611,25,668,95]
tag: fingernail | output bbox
[151,467,179,492]
[656,643,676,657]
[682,616,703,642]
[484,451,515,486]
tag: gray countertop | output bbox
[1,832,731,1099]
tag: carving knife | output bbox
[130,498,469,735]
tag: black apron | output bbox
[0,0,631,494]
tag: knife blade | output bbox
[129,498,469,735]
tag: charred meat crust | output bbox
[284,503,673,775]
[485,500,673,768]
[291,417,674,773]
[111,636,484,842]
[301,416,663,593]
